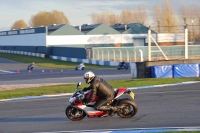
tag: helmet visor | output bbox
[84,77,89,83]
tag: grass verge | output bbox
[165,131,200,133]
[0,78,200,100]
[0,53,115,69]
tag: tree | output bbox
[29,10,69,27]
[91,11,118,25]
[91,12,108,24]
[151,0,179,32]
[179,4,191,24]
[152,4,162,32]
[91,4,148,25]
[120,9,135,24]
[179,4,200,41]
[11,19,28,30]
[135,4,148,24]
[162,0,179,32]
[107,13,119,25]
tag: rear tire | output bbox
[117,99,138,118]
[65,106,86,121]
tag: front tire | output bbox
[65,106,86,121]
[117,99,138,118]
[117,66,120,70]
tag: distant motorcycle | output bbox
[75,63,85,70]
[117,63,129,70]
[27,62,34,70]
[65,82,138,121]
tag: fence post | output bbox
[97,49,100,60]
[112,49,116,61]
[133,49,136,62]
[148,26,151,61]
[139,49,144,62]
[107,49,109,61]
[101,49,104,60]
[118,49,122,61]
[126,50,129,62]
[185,24,188,59]
[92,49,95,60]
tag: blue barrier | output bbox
[173,64,199,78]
[151,65,173,78]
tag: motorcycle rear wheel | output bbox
[117,99,138,118]
[65,106,86,121]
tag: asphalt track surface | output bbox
[0,57,131,89]
[0,58,200,133]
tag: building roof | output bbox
[48,24,66,34]
[74,24,101,34]
[123,23,151,34]
[110,23,138,33]
[110,23,155,34]
[49,24,84,35]
[86,24,120,35]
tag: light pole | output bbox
[199,18,200,36]
[157,20,160,33]
[183,17,186,25]
[191,17,194,42]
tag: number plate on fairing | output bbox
[129,91,135,99]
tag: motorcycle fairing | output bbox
[70,104,107,117]
[115,88,127,99]
[77,64,85,70]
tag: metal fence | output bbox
[88,25,200,62]
[90,45,200,62]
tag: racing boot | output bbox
[98,106,117,116]
[108,106,118,116]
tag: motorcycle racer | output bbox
[82,71,117,116]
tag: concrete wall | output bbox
[0,33,46,46]
[0,27,47,53]
[51,47,87,59]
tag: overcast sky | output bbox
[0,0,198,31]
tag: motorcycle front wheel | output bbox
[65,106,86,121]
[117,99,138,118]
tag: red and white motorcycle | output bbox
[65,82,138,121]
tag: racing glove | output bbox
[82,87,89,92]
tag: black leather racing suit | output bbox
[83,76,116,111]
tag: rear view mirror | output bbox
[77,82,81,87]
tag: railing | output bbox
[90,45,200,62]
